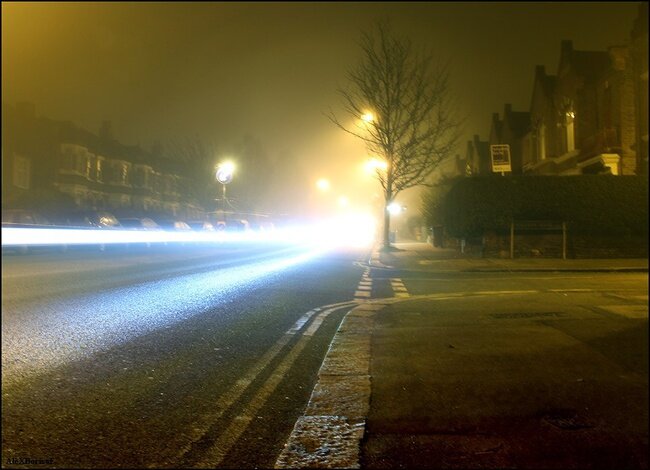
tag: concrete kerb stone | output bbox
[274,300,390,469]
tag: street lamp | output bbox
[216,160,235,213]
[361,111,374,123]
[365,157,388,174]
[316,178,331,192]
[387,202,404,215]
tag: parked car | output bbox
[155,219,192,231]
[214,219,249,232]
[62,210,122,229]
[187,220,216,232]
[2,209,52,226]
[117,217,163,248]
[118,217,162,230]
[56,210,123,251]
[2,209,60,254]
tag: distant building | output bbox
[1,102,204,219]
[486,104,529,175]
[464,135,491,176]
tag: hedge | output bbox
[438,175,648,237]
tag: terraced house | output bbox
[1,101,204,220]
[464,3,648,178]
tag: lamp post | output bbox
[216,161,235,215]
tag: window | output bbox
[121,163,130,185]
[566,116,575,152]
[60,144,91,178]
[537,123,546,161]
[96,158,104,183]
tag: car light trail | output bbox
[2,247,324,383]
[1,215,376,249]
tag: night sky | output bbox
[2,2,641,213]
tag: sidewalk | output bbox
[361,242,649,469]
[277,242,648,469]
[376,241,649,272]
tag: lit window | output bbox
[97,158,103,182]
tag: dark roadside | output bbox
[372,241,649,273]
[361,242,648,469]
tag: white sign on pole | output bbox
[490,144,512,172]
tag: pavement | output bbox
[371,241,650,272]
[276,243,649,469]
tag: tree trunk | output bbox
[383,207,391,248]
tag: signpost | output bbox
[490,144,512,173]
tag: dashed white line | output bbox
[390,278,410,298]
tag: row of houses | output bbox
[460,3,648,178]
[1,101,205,220]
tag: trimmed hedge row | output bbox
[438,175,648,237]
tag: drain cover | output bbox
[490,312,566,319]
[542,409,594,430]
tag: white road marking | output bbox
[390,278,410,298]
[197,336,311,467]
[549,288,594,293]
[598,305,648,319]
[169,301,357,467]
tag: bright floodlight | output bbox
[216,161,235,184]
[316,178,331,192]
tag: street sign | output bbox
[490,144,512,172]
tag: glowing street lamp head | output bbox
[316,178,331,192]
[361,112,374,123]
[216,161,235,184]
[387,202,402,215]
[365,157,388,174]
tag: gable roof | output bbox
[558,40,611,82]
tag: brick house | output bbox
[522,40,639,176]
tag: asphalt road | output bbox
[2,243,367,469]
[2,243,647,469]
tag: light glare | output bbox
[316,178,331,191]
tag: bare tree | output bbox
[165,136,221,210]
[328,23,462,248]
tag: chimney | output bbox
[561,40,573,56]
[608,45,628,71]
